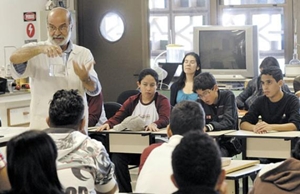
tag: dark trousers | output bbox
[111,153,140,193]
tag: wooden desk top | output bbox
[152,129,236,137]
[207,130,236,137]
[225,130,300,138]
[88,127,151,135]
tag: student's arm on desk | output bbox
[240,121,297,133]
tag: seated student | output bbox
[236,56,290,110]
[135,100,205,193]
[240,66,300,133]
[293,75,300,98]
[170,52,201,106]
[45,89,118,194]
[249,139,300,194]
[86,91,107,127]
[0,151,10,192]
[97,68,171,193]
[171,130,226,194]
[193,72,239,157]
[3,130,64,194]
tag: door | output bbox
[77,0,150,101]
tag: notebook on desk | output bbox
[223,160,260,174]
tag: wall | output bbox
[0,0,74,70]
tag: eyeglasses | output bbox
[198,88,214,99]
[47,24,69,33]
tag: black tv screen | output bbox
[199,30,246,70]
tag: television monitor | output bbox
[193,25,259,80]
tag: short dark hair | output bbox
[138,68,159,84]
[6,130,63,194]
[49,89,84,127]
[261,66,283,82]
[259,56,280,70]
[193,72,217,91]
[170,101,205,135]
[172,131,221,188]
[176,52,202,90]
[293,75,300,93]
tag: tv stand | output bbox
[213,74,246,81]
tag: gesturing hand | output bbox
[42,45,62,58]
[73,60,94,82]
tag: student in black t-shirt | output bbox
[241,66,300,133]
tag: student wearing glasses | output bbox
[9,7,101,132]
[193,72,239,157]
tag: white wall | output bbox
[0,0,74,69]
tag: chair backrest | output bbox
[104,102,122,119]
[117,90,140,104]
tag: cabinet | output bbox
[0,92,31,127]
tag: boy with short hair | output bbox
[293,75,300,98]
[171,131,226,194]
[135,101,205,194]
[241,66,300,133]
[193,72,239,156]
[45,89,118,194]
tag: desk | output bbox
[89,129,152,154]
[225,161,262,194]
[225,130,300,159]
[0,127,29,147]
[152,129,236,137]
[90,128,237,154]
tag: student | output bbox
[10,7,101,131]
[0,151,10,192]
[236,56,290,110]
[97,68,171,193]
[171,130,226,194]
[293,75,300,98]
[45,89,118,194]
[135,100,205,193]
[249,139,300,194]
[193,72,239,157]
[4,130,64,194]
[170,52,201,106]
[240,66,300,133]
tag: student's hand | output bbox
[253,121,271,134]
[97,123,110,131]
[42,45,62,58]
[204,126,209,132]
[73,60,94,82]
[145,123,159,132]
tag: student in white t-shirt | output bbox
[97,68,171,193]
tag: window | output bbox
[149,0,210,56]
[149,0,293,73]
